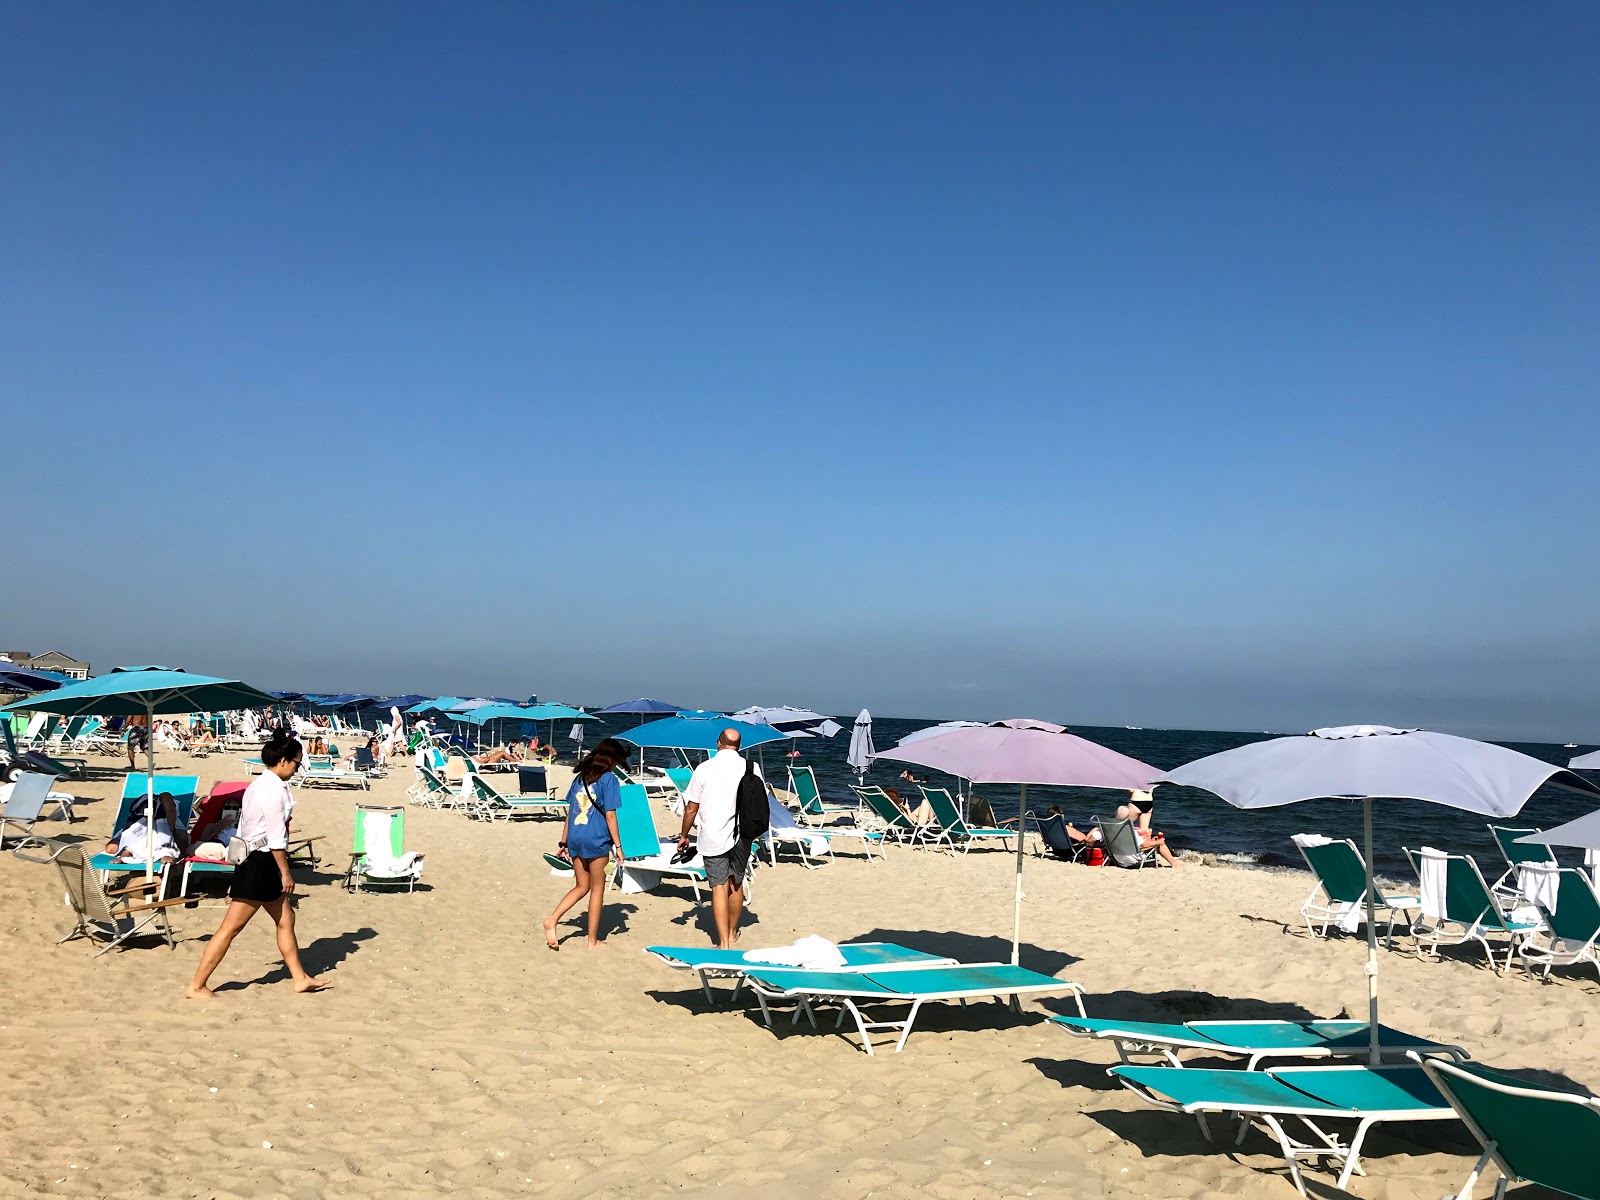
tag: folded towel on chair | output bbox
[1418,847,1449,920]
[743,935,847,970]
[1518,860,1561,914]
[363,851,424,879]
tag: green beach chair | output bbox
[646,940,957,1004]
[1513,866,1600,982]
[1052,1016,1468,1070]
[739,961,1086,1055]
[346,804,423,893]
[1405,848,1541,974]
[849,784,926,846]
[1293,836,1418,945]
[463,771,565,821]
[90,774,200,891]
[1414,1053,1600,1200]
[789,765,855,824]
[1111,1063,1457,1195]
[920,786,1013,855]
[1486,824,1558,902]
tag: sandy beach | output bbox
[2,751,1595,1200]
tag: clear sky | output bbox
[4,4,1597,740]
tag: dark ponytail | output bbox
[262,728,303,769]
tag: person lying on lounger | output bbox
[473,743,526,766]
[104,792,186,863]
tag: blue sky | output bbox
[4,4,1597,740]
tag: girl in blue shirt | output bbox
[543,737,630,950]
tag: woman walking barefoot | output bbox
[542,738,629,950]
[185,730,330,998]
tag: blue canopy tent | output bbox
[0,669,275,878]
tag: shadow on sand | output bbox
[212,925,379,990]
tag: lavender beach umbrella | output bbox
[1162,725,1600,1065]
[874,722,1160,966]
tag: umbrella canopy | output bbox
[618,713,787,752]
[731,705,842,737]
[874,721,1161,966]
[0,668,276,879]
[847,709,874,776]
[597,698,683,715]
[522,703,601,723]
[408,697,465,714]
[1519,811,1600,851]
[1162,724,1600,1063]
[896,720,987,746]
[1571,749,1600,771]
[459,704,540,725]
[0,663,76,692]
[375,694,430,710]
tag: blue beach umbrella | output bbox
[618,712,786,752]
[0,663,76,692]
[598,698,684,717]
[0,669,275,879]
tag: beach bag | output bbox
[225,836,249,866]
[736,759,769,842]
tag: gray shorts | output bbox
[703,843,750,889]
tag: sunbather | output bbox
[1062,803,1182,867]
[885,787,936,826]
[104,791,186,862]
[527,738,556,763]
[474,743,523,766]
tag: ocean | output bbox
[574,714,1597,879]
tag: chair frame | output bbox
[1404,848,1540,974]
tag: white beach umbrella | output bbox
[1570,749,1600,771]
[1162,724,1600,1065]
[846,709,874,779]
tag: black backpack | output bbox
[736,758,769,842]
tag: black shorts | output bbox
[230,850,284,904]
[704,842,751,889]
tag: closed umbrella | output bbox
[847,709,874,780]
[874,721,1160,966]
[0,669,276,880]
[1162,724,1600,1064]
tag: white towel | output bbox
[1518,861,1561,914]
[1291,834,1334,849]
[363,850,424,879]
[1292,835,1361,931]
[1418,847,1450,920]
[742,935,847,970]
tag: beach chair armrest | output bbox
[120,896,193,915]
[109,878,165,897]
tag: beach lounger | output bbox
[1293,835,1418,945]
[90,774,200,892]
[15,839,188,956]
[764,788,882,864]
[296,754,369,790]
[850,784,930,846]
[1414,1053,1600,1200]
[614,783,706,907]
[1513,866,1600,982]
[0,771,74,850]
[1052,1016,1468,1070]
[1,722,86,782]
[410,764,457,808]
[1110,1063,1456,1195]
[646,940,958,1003]
[741,962,1087,1054]
[346,804,424,893]
[920,786,1013,856]
[789,766,856,824]
[1485,824,1558,903]
[1405,848,1540,974]
[463,771,565,821]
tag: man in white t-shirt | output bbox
[677,728,760,949]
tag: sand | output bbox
[0,746,1595,1199]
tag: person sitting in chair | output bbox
[105,791,186,863]
[884,786,936,827]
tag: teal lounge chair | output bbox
[849,785,927,845]
[297,755,369,790]
[91,774,200,890]
[664,767,694,795]
[346,804,423,893]
[1052,1016,1467,1070]
[741,962,1085,1054]
[1486,824,1558,902]
[614,783,706,906]
[1405,848,1541,974]
[1414,1053,1600,1200]
[789,766,856,824]
[463,771,565,821]
[1514,866,1600,982]
[921,786,1013,855]
[1111,1063,1457,1195]
[1293,836,1418,945]
[646,941,957,1003]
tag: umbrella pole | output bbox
[144,698,156,883]
[1364,797,1380,1067]
[1012,783,1027,967]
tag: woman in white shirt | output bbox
[185,731,330,999]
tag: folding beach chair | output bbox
[463,771,566,821]
[1094,816,1158,868]
[787,765,856,824]
[14,839,188,956]
[919,786,1014,855]
[1415,1053,1600,1200]
[646,941,957,1004]
[614,783,706,906]
[0,771,73,850]
[1405,848,1541,974]
[1110,1063,1457,1195]
[1513,866,1600,982]
[297,755,369,790]
[1293,835,1418,945]
[765,788,881,864]
[1485,824,1558,903]
[1034,813,1085,862]
[352,746,386,777]
[850,785,929,846]
[1052,1016,1468,1071]
[517,764,551,798]
[740,962,1087,1055]
[346,805,424,893]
